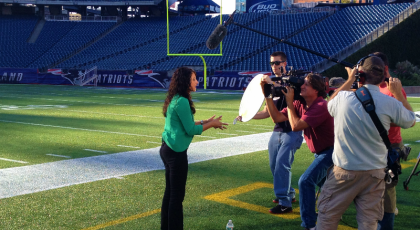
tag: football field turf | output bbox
[0,84,419,229]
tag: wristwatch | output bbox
[200,120,204,125]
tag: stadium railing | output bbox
[270,6,335,15]
[45,15,119,22]
[312,2,420,73]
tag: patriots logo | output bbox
[135,70,171,88]
[48,69,83,85]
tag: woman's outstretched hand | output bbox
[211,115,228,130]
[202,115,228,131]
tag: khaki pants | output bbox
[316,166,386,230]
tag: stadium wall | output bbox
[0,68,264,90]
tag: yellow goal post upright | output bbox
[166,0,224,89]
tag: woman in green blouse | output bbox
[160,67,227,230]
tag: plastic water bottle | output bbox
[226,220,234,230]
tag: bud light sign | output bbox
[246,0,281,13]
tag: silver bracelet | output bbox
[200,120,204,125]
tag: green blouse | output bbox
[162,94,203,152]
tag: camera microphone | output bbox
[206,24,228,50]
[206,11,236,50]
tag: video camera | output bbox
[263,69,309,100]
[386,146,412,183]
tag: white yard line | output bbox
[146,141,161,144]
[235,130,256,133]
[58,109,164,119]
[195,135,217,138]
[240,124,274,128]
[117,145,142,149]
[46,154,72,159]
[0,95,238,113]
[84,149,108,154]
[0,119,161,139]
[0,158,28,164]
[0,132,273,199]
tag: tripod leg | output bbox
[403,157,420,190]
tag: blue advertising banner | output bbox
[0,68,171,88]
[0,68,38,84]
[43,69,171,88]
[246,0,282,13]
[196,71,271,90]
[1,68,273,90]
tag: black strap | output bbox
[354,86,392,151]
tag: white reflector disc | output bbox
[239,74,265,122]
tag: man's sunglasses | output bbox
[270,61,285,66]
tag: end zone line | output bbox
[0,157,28,164]
[82,209,161,230]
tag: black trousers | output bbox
[160,141,188,230]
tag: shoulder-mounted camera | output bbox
[263,69,309,100]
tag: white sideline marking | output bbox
[46,154,71,159]
[0,158,28,164]
[416,140,420,143]
[404,144,410,146]
[0,132,272,199]
[236,130,256,133]
[117,145,141,149]
[0,119,161,139]
[84,149,108,154]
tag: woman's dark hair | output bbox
[306,73,327,99]
[163,67,196,117]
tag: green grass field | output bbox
[0,84,419,230]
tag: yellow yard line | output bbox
[82,209,161,230]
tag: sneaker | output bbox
[273,198,296,203]
[269,205,292,214]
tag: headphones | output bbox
[355,54,376,84]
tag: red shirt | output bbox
[281,97,334,153]
[379,81,407,144]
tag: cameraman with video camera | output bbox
[316,56,416,230]
[236,51,304,214]
[261,72,334,230]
